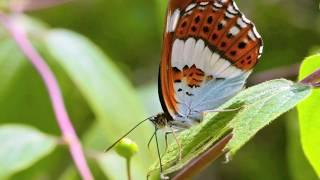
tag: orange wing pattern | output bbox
[159,0,263,119]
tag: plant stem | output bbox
[172,133,233,180]
[0,13,93,180]
[10,0,74,13]
[126,158,132,180]
[248,63,300,85]
[300,68,320,88]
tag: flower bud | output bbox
[115,138,138,159]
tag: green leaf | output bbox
[297,54,320,177]
[0,124,57,179]
[43,30,153,177]
[286,110,318,180]
[150,79,311,176]
[0,36,26,96]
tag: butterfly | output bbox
[152,0,262,140]
[149,0,263,172]
[106,0,263,177]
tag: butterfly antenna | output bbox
[104,117,153,152]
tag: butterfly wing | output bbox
[159,0,263,127]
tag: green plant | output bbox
[0,1,320,180]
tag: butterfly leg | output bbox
[170,126,182,161]
[152,127,169,180]
[147,130,156,150]
[164,131,172,153]
[159,131,174,162]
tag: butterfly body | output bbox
[154,0,263,130]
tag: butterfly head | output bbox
[149,113,170,129]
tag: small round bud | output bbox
[115,138,138,159]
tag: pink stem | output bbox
[0,14,93,180]
[10,0,74,13]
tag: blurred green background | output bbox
[0,0,319,179]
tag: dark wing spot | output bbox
[224,15,231,20]
[203,26,209,33]
[195,16,201,23]
[206,75,213,81]
[221,42,226,47]
[216,77,225,81]
[211,33,218,40]
[230,51,237,56]
[227,33,233,38]
[186,92,194,96]
[246,55,252,60]
[207,16,213,24]
[172,67,180,72]
[238,42,247,49]
[218,23,224,30]
[178,88,183,92]
[181,21,187,28]
[191,26,197,32]
[174,80,182,83]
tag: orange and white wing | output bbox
[159,0,263,127]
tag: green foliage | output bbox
[0,38,26,96]
[0,0,319,179]
[43,29,152,179]
[0,125,57,179]
[1,15,151,179]
[150,79,311,176]
[286,110,318,180]
[297,55,320,177]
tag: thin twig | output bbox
[126,159,132,180]
[0,13,93,180]
[300,68,320,87]
[172,133,233,180]
[248,63,300,85]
